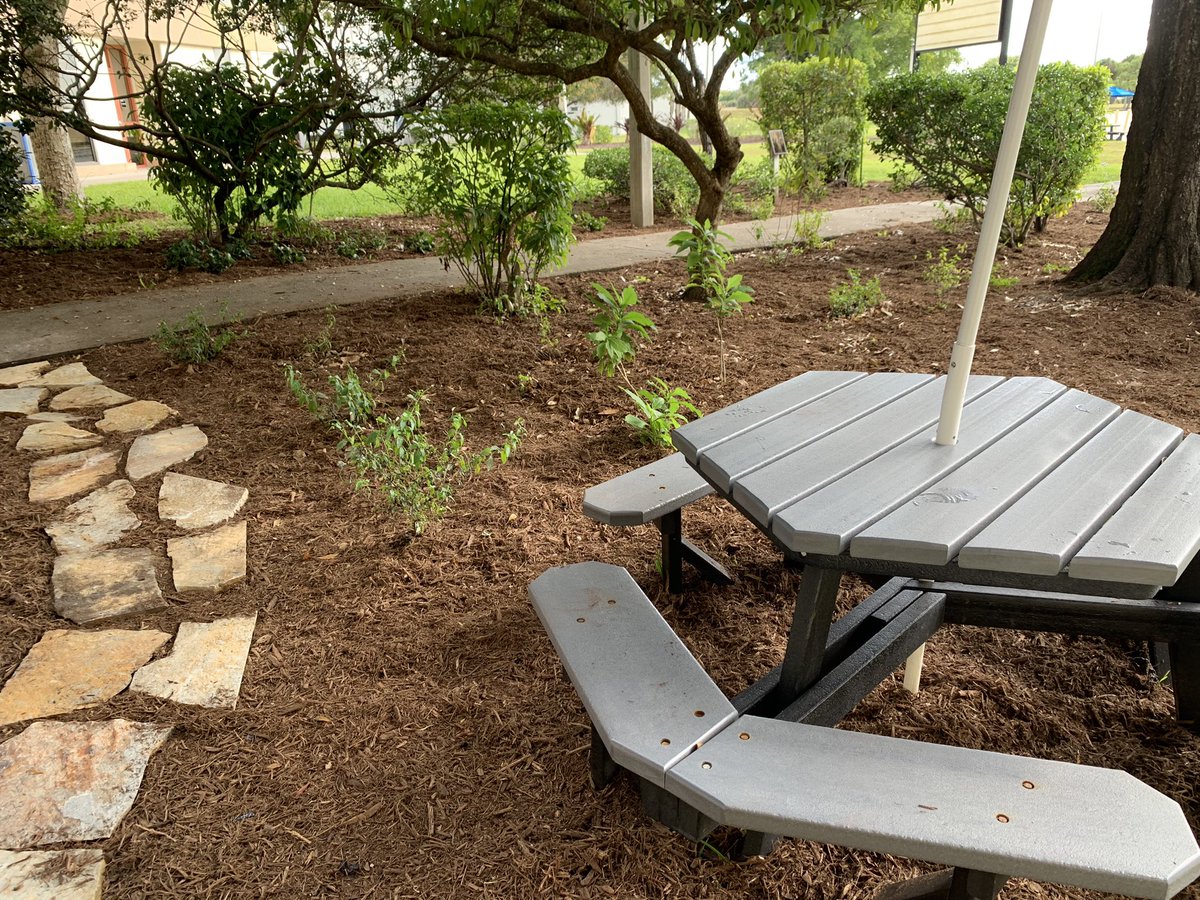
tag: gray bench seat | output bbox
[582,454,730,592]
[529,562,1200,900]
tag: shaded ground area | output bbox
[0,183,934,311]
[1,201,1198,899]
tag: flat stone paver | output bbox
[96,400,176,434]
[159,473,247,530]
[167,521,246,593]
[52,550,165,625]
[1,388,48,416]
[0,361,49,386]
[130,614,257,708]
[28,448,120,504]
[16,422,103,454]
[0,629,170,726]
[0,719,171,848]
[0,848,105,899]
[26,411,82,423]
[126,425,207,481]
[18,363,101,389]
[45,480,140,554]
[48,385,134,411]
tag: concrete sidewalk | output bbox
[0,200,948,366]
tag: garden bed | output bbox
[2,202,1197,899]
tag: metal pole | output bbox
[934,0,1055,447]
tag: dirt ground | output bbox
[0,182,934,310]
[1,199,1198,899]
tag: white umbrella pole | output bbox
[934,0,1056,446]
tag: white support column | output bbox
[626,35,653,228]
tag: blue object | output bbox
[1108,85,1135,98]
[0,121,38,185]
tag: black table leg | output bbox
[778,566,844,701]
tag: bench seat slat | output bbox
[528,563,737,787]
[583,453,713,527]
[667,716,1200,900]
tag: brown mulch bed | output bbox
[1,201,1198,899]
[0,182,936,311]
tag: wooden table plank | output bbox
[958,411,1183,576]
[730,375,1004,529]
[771,377,1066,555]
[697,372,933,491]
[672,370,865,464]
[1069,433,1200,587]
[849,390,1121,566]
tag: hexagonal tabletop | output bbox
[673,372,1200,596]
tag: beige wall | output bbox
[66,1,277,54]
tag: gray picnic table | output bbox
[671,370,1200,727]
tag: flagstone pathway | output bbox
[0,360,258,898]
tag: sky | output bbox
[958,0,1153,67]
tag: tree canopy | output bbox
[1097,53,1144,92]
[347,0,916,224]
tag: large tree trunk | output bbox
[22,0,83,213]
[1067,0,1200,290]
[28,118,82,212]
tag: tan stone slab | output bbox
[168,521,246,593]
[28,448,120,504]
[45,481,140,555]
[1,388,48,416]
[96,400,176,434]
[159,472,248,530]
[52,550,165,625]
[48,385,134,411]
[16,422,103,454]
[0,361,50,387]
[18,362,101,389]
[126,425,208,481]
[130,614,257,708]
[0,848,105,899]
[0,629,170,726]
[26,411,82,423]
[0,719,171,847]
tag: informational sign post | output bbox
[915,0,1014,64]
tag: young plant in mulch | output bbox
[669,218,754,381]
[829,269,885,317]
[155,305,247,363]
[284,355,523,534]
[622,378,700,449]
[586,283,656,379]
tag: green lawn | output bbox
[85,134,1126,228]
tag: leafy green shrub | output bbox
[403,231,435,254]
[1090,185,1117,214]
[581,146,700,217]
[829,270,885,317]
[284,358,523,533]
[0,138,27,241]
[758,58,868,195]
[868,62,1108,246]
[336,230,388,259]
[623,378,700,448]
[165,239,236,274]
[924,244,968,299]
[271,242,306,264]
[413,102,575,316]
[593,125,614,144]
[573,210,608,232]
[156,307,245,363]
[588,284,656,377]
[144,62,313,244]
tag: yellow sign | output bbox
[915,0,1005,53]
